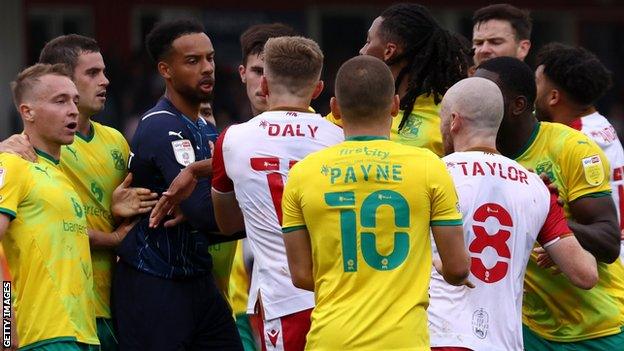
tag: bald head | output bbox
[440,77,504,154]
[443,77,504,132]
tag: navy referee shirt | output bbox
[118,97,220,279]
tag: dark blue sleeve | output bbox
[137,116,219,233]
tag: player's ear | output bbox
[20,103,35,123]
[384,42,399,62]
[516,40,531,62]
[450,112,461,133]
[238,65,246,84]
[157,61,171,79]
[330,97,341,120]
[390,94,400,117]
[311,80,324,100]
[511,95,529,116]
[260,76,269,97]
[548,89,561,107]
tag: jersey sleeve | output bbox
[282,162,306,233]
[211,127,234,193]
[537,192,573,247]
[0,155,29,220]
[427,157,463,226]
[562,135,612,202]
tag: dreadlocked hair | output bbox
[379,3,471,131]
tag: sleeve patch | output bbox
[0,167,5,189]
[172,139,196,167]
[582,155,605,186]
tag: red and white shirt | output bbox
[212,110,343,320]
[570,112,624,263]
[428,151,571,351]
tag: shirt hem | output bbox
[521,322,624,342]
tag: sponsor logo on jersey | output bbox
[582,155,605,186]
[168,130,184,139]
[472,308,489,339]
[171,139,195,167]
[71,197,84,218]
[398,114,422,139]
[34,165,50,178]
[91,181,104,203]
[535,160,555,183]
[0,168,5,189]
[110,149,126,170]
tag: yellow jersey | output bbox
[325,94,443,156]
[61,121,129,319]
[0,151,98,349]
[518,122,624,341]
[228,241,251,315]
[282,136,462,350]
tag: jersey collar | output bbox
[511,122,540,160]
[35,148,60,165]
[345,135,389,141]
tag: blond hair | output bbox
[263,36,323,97]
[11,63,72,108]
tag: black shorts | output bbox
[112,261,243,351]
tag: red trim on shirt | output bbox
[537,192,572,245]
[211,126,234,193]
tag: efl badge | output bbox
[582,155,604,186]
[172,140,195,167]
[0,167,5,189]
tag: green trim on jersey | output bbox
[510,122,541,160]
[75,123,95,143]
[34,149,60,164]
[345,135,390,141]
[20,337,79,351]
[0,208,16,220]
[431,219,463,226]
[283,225,307,233]
[576,190,613,199]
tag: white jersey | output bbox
[571,112,624,263]
[428,151,567,351]
[211,110,343,319]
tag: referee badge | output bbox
[172,139,195,167]
[581,155,604,186]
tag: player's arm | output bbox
[211,190,245,235]
[0,134,36,162]
[431,225,471,286]
[537,192,598,289]
[210,129,245,235]
[567,196,620,263]
[142,118,220,234]
[0,214,9,242]
[429,157,470,286]
[564,142,620,263]
[87,218,139,248]
[282,165,313,290]
[283,227,313,291]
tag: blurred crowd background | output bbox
[1,0,623,140]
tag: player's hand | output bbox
[149,168,197,228]
[620,229,624,241]
[112,173,158,218]
[533,247,562,274]
[163,206,186,228]
[113,217,140,244]
[433,258,475,288]
[538,172,563,206]
[0,134,36,162]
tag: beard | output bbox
[534,102,552,122]
[175,80,214,105]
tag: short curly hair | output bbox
[536,42,612,106]
[146,19,205,62]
